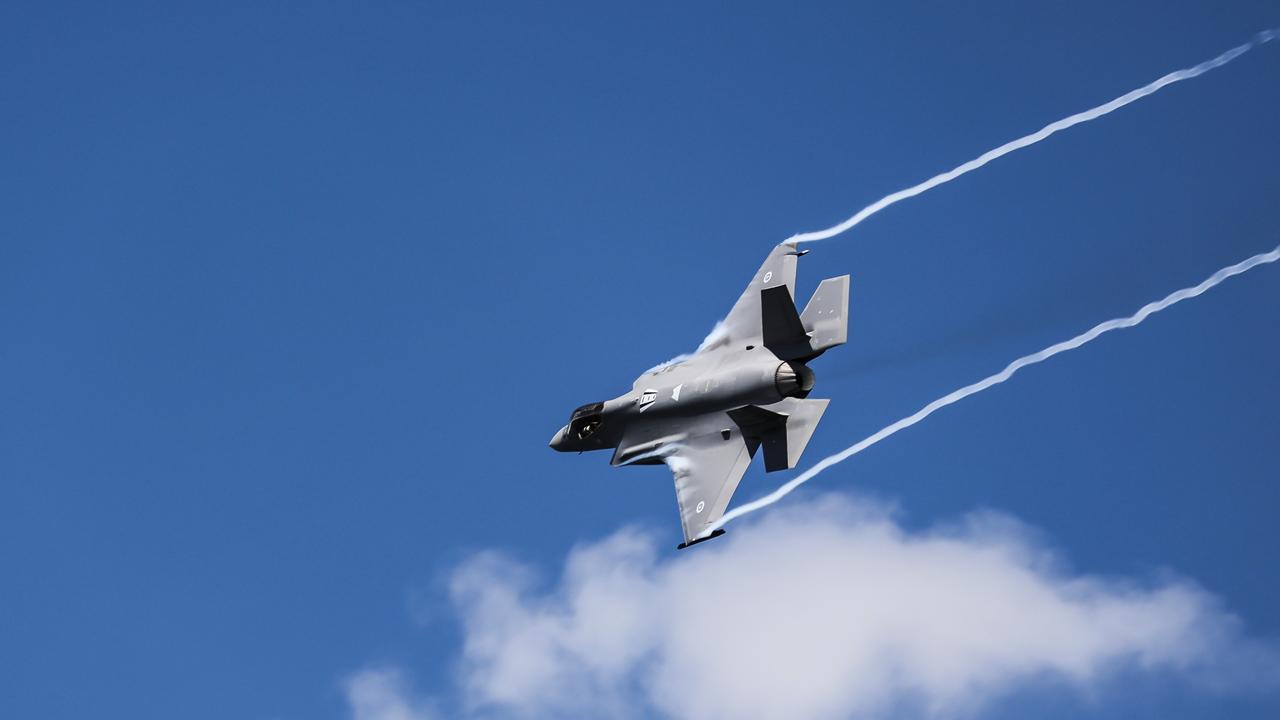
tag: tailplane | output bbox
[800,275,849,357]
[727,397,830,472]
[760,275,850,361]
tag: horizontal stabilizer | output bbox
[775,397,829,469]
[726,403,787,471]
[727,397,830,472]
[800,275,849,356]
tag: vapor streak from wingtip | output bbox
[706,244,1280,536]
[788,29,1278,244]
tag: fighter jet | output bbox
[549,241,850,548]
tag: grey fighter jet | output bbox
[549,242,850,548]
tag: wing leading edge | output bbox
[614,397,830,548]
[719,242,806,349]
[667,421,754,547]
[612,413,752,546]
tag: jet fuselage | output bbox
[546,241,849,546]
[549,356,815,455]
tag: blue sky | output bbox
[2,2,1279,719]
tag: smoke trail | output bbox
[704,244,1280,537]
[789,28,1278,244]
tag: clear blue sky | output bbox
[2,2,1278,718]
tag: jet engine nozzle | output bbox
[774,361,816,398]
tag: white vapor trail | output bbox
[789,28,1279,244]
[705,244,1280,536]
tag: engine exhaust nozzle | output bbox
[775,361,816,398]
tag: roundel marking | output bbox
[762,271,773,283]
[695,500,706,514]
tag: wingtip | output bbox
[780,238,810,256]
[676,528,726,550]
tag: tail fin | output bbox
[760,285,810,360]
[761,275,850,361]
[727,397,830,472]
[800,276,849,357]
[774,397,829,470]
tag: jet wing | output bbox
[631,242,816,389]
[612,413,753,548]
[666,421,754,548]
[719,241,805,349]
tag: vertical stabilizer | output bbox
[727,397,831,473]
[775,397,829,469]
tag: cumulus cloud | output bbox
[343,668,438,720]
[346,495,1276,720]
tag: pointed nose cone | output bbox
[549,426,568,451]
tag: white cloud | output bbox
[347,494,1276,720]
[343,668,437,720]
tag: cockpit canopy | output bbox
[569,401,605,440]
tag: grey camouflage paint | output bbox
[550,242,850,547]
